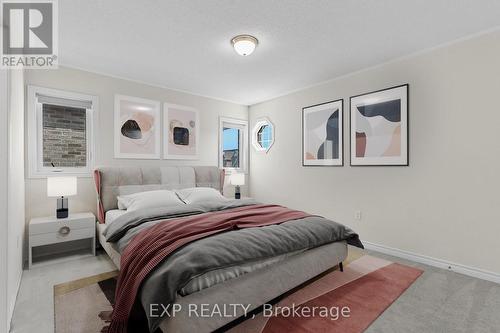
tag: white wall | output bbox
[249,30,500,275]
[7,69,25,323]
[0,68,25,331]
[0,69,9,333]
[24,67,248,240]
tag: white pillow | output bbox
[117,190,185,211]
[175,187,227,204]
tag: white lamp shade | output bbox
[47,177,77,197]
[230,173,245,186]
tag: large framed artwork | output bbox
[114,95,161,159]
[163,103,199,160]
[302,99,343,166]
[350,84,408,166]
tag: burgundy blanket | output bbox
[107,204,310,333]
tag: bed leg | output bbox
[339,262,344,272]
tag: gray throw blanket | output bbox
[104,199,363,331]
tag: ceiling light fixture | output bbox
[231,35,258,56]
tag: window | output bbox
[223,127,240,168]
[251,117,274,153]
[42,104,87,167]
[257,125,272,149]
[219,117,248,173]
[28,86,98,177]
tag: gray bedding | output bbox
[179,248,305,296]
[104,199,363,332]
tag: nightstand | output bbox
[28,212,96,269]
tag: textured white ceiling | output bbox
[59,0,500,105]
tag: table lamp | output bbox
[47,177,77,219]
[230,173,245,199]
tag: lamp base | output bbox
[235,185,241,199]
[56,197,69,219]
[56,208,69,219]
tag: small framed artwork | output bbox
[114,94,161,159]
[163,103,199,160]
[350,84,408,166]
[302,99,343,166]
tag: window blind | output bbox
[36,94,93,109]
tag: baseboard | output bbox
[7,269,22,332]
[363,241,500,284]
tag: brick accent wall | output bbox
[42,104,87,167]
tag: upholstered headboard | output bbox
[93,166,225,223]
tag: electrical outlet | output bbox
[354,210,362,221]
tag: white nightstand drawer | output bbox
[29,212,97,269]
[30,213,95,235]
[30,227,95,247]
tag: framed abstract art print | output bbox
[163,103,199,160]
[302,99,343,166]
[350,84,408,166]
[114,94,161,159]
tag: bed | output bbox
[94,166,362,333]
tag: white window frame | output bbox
[218,117,248,174]
[251,117,275,153]
[27,85,98,178]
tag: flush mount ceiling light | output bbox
[231,35,258,56]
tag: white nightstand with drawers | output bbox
[28,212,96,269]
